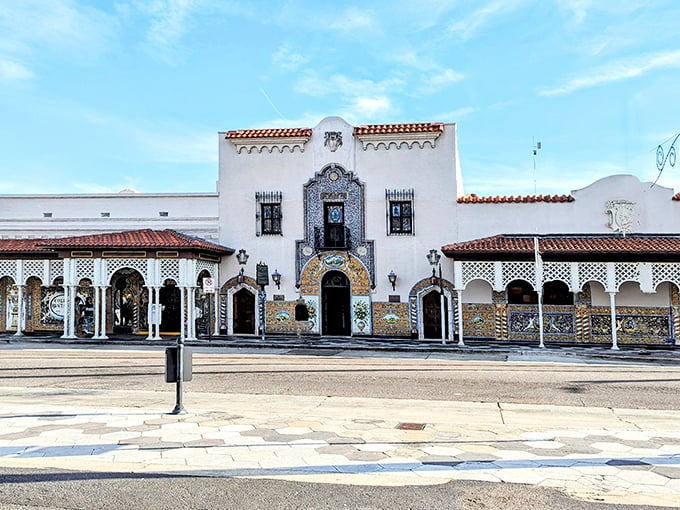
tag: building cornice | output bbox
[353,123,444,151]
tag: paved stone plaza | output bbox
[0,386,678,507]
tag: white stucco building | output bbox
[0,116,678,348]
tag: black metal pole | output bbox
[171,336,186,414]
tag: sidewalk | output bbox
[0,385,679,507]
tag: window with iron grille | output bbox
[386,189,414,235]
[256,191,282,236]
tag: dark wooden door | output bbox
[423,290,448,339]
[233,288,255,334]
[322,271,351,336]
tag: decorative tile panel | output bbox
[590,306,671,345]
[299,252,371,296]
[296,165,375,288]
[462,304,495,339]
[508,305,575,342]
[372,302,409,336]
[301,295,319,334]
[351,296,371,335]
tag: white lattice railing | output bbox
[461,261,495,288]
[502,262,535,288]
[458,260,680,294]
[104,259,149,282]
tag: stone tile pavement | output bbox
[0,387,679,507]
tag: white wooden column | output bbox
[213,291,220,336]
[456,289,465,347]
[537,290,545,348]
[187,286,197,340]
[180,286,186,340]
[93,285,101,338]
[99,286,109,339]
[146,286,155,340]
[609,291,619,350]
[13,285,25,337]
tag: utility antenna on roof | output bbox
[532,138,541,195]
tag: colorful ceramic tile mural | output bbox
[373,302,410,336]
[462,304,495,338]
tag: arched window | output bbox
[507,279,538,304]
[543,281,573,305]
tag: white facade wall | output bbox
[457,175,680,240]
[216,116,462,302]
[0,193,219,240]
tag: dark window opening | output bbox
[543,280,573,305]
[389,201,412,234]
[261,203,282,235]
[507,280,538,304]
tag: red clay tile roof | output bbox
[442,234,680,261]
[39,229,234,254]
[0,239,53,254]
[225,128,312,139]
[457,194,574,204]
[353,122,444,135]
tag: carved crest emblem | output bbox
[324,131,343,152]
[606,200,635,234]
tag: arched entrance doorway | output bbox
[111,269,146,334]
[423,289,449,339]
[159,280,181,333]
[322,270,351,336]
[233,287,256,334]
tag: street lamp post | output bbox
[427,249,446,345]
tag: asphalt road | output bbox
[0,344,678,410]
[0,344,675,510]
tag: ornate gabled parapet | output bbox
[226,128,312,154]
[353,122,444,151]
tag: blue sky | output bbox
[1,0,679,197]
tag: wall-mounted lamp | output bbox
[272,269,281,289]
[236,249,249,284]
[387,270,397,291]
[426,248,441,268]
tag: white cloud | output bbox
[0,0,116,63]
[141,129,216,164]
[541,49,680,96]
[327,7,377,34]
[295,71,403,98]
[436,106,475,122]
[272,44,309,72]
[343,96,392,121]
[556,0,648,24]
[417,68,464,94]
[556,0,592,24]
[447,0,524,40]
[0,59,33,81]
[139,0,198,64]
